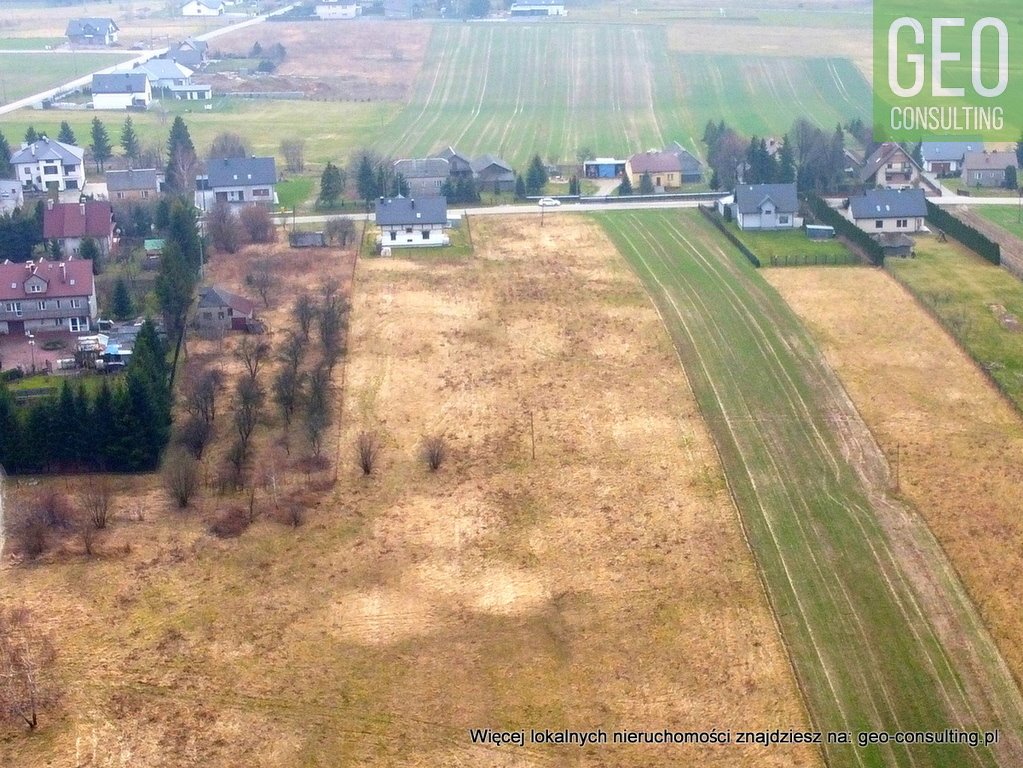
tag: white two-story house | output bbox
[375,196,449,247]
[10,137,86,192]
[196,156,278,210]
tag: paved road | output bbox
[0,6,292,116]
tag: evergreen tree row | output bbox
[0,321,170,475]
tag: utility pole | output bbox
[529,410,535,460]
[893,442,901,492]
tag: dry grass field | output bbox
[763,266,1023,691]
[0,217,819,767]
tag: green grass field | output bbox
[975,204,1023,240]
[675,54,870,139]
[0,37,64,50]
[600,209,1023,768]
[0,52,136,104]
[729,222,855,266]
[887,234,1023,409]
[375,23,697,170]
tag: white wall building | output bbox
[92,72,152,110]
[10,137,86,192]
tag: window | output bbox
[422,230,430,240]
[69,317,81,332]
[896,219,907,228]
[252,188,269,197]
[116,191,125,200]
[389,231,396,241]
[37,301,46,311]
[779,215,790,225]
[43,165,58,175]
[141,190,149,199]
[6,302,22,316]
[27,282,42,293]
[405,227,413,234]
[54,300,61,309]
[875,220,884,229]
[70,299,80,309]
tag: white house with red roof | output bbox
[196,286,257,332]
[43,200,115,259]
[0,259,98,335]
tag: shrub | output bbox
[422,434,447,471]
[356,431,380,476]
[210,506,250,539]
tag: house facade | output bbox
[197,156,278,210]
[583,158,626,179]
[43,200,116,259]
[919,141,982,175]
[510,0,567,15]
[66,18,119,46]
[848,188,927,234]
[161,38,209,69]
[433,147,473,181]
[105,169,162,202]
[196,286,256,332]
[315,1,361,18]
[733,183,800,231]
[859,142,936,192]
[182,0,225,15]
[626,144,703,189]
[0,180,24,216]
[375,197,449,247]
[393,157,449,198]
[0,260,98,335]
[471,155,515,193]
[168,82,213,100]
[92,73,152,110]
[963,151,1019,188]
[135,60,194,91]
[10,137,86,192]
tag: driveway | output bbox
[0,331,78,374]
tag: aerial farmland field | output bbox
[600,209,1023,768]
[0,52,136,104]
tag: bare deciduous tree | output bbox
[246,259,275,308]
[236,337,271,382]
[208,131,250,159]
[278,330,307,375]
[175,415,213,459]
[280,137,306,173]
[324,217,355,247]
[239,205,277,244]
[304,364,331,458]
[163,448,200,509]
[273,365,305,428]
[184,367,224,424]
[234,376,265,458]
[82,478,112,530]
[356,431,380,476]
[422,434,447,471]
[207,201,243,254]
[0,607,58,731]
[294,293,316,340]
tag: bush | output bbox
[356,431,380,476]
[239,205,277,244]
[210,507,250,539]
[422,434,447,471]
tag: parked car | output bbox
[537,197,561,207]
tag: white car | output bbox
[537,197,561,207]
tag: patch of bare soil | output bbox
[765,266,1023,753]
[206,21,430,100]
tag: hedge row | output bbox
[925,200,1001,265]
[698,205,761,267]
[804,194,885,266]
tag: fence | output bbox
[697,205,761,267]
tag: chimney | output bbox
[60,262,66,283]
[80,202,86,217]
[47,198,54,211]
[410,198,415,209]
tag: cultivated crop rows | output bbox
[601,210,1023,768]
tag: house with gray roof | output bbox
[10,137,85,192]
[433,147,474,181]
[848,188,927,233]
[106,169,162,202]
[66,18,119,46]
[92,73,152,110]
[182,0,225,16]
[471,155,515,193]
[196,286,256,332]
[393,157,450,198]
[963,150,1019,188]
[161,38,209,70]
[135,60,194,90]
[375,196,449,247]
[197,156,278,210]
[919,141,983,175]
[732,182,800,231]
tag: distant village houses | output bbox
[0,259,98,336]
[963,151,1019,189]
[43,200,116,259]
[196,156,279,210]
[315,0,361,19]
[181,0,225,16]
[66,18,119,46]
[91,73,152,110]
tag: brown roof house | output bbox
[0,259,98,335]
[963,151,1019,188]
[196,286,257,332]
[42,200,115,259]
[859,142,939,194]
[626,143,703,190]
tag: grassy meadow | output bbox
[600,209,1023,768]
[975,203,1023,240]
[0,52,136,104]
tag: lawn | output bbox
[728,222,856,266]
[275,177,314,211]
[600,209,1022,768]
[0,52,136,104]
[0,37,64,50]
[887,233,1023,409]
[975,203,1023,240]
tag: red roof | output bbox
[628,150,683,175]
[0,259,95,302]
[42,201,114,241]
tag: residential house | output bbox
[169,82,213,100]
[315,1,361,18]
[161,38,210,70]
[43,200,116,259]
[91,73,152,110]
[963,151,1019,188]
[732,183,800,231]
[135,59,194,91]
[0,259,98,335]
[66,18,119,46]
[848,188,927,234]
[182,0,225,15]
[9,137,86,192]
[196,286,256,332]
[196,156,278,210]
[433,147,473,181]
[510,0,567,15]
[583,158,626,179]
[393,157,450,198]
[919,141,982,175]
[626,143,703,190]
[471,154,515,193]
[105,169,162,202]
[859,142,937,194]
[0,180,24,216]
[375,196,449,247]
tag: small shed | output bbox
[290,231,327,248]
[806,225,835,240]
[583,158,626,179]
[873,233,915,258]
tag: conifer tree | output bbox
[58,121,77,146]
[0,130,12,179]
[90,117,113,173]
[120,116,141,163]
